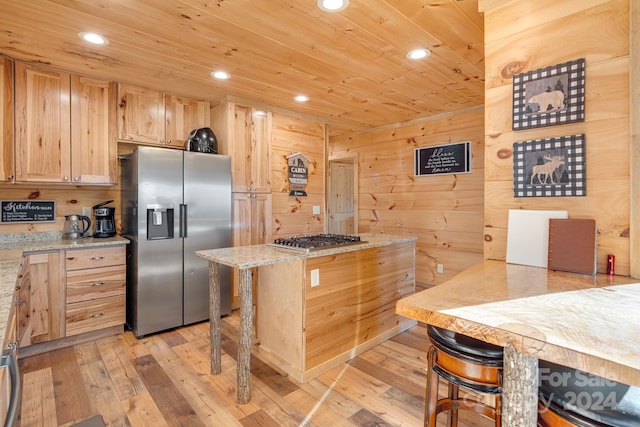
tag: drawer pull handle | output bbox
[90,312,105,318]
[89,256,105,260]
[90,282,106,287]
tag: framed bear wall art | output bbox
[512,58,585,130]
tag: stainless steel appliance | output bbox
[92,200,117,238]
[62,214,91,239]
[266,234,366,252]
[121,146,232,337]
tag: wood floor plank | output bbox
[283,388,358,427]
[171,337,262,420]
[50,346,93,425]
[133,354,204,427]
[20,368,57,427]
[121,392,169,427]
[317,363,423,426]
[144,334,243,426]
[95,335,147,401]
[17,312,495,426]
[78,359,130,426]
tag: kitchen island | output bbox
[396,260,640,426]
[196,233,417,404]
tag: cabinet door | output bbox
[250,109,272,193]
[19,251,65,347]
[117,83,165,145]
[232,192,272,247]
[229,105,272,193]
[71,75,117,184]
[165,95,209,148]
[15,62,71,183]
[0,56,13,182]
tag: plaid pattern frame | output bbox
[512,58,585,130]
[513,134,586,198]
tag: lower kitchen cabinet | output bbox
[18,251,64,347]
[17,245,126,356]
[64,246,126,337]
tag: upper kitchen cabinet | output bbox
[211,101,272,193]
[71,75,117,184]
[0,56,13,183]
[14,62,117,184]
[117,84,209,149]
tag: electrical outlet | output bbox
[82,207,92,218]
[313,205,321,215]
[311,269,320,287]
[437,263,444,274]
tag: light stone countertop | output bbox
[195,233,418,268]
[0,232,129,350]
[396,259,640,387]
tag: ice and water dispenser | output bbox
[146,204,174,239]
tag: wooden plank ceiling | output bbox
[0,0,484,137]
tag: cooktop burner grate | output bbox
[266,234,366,252]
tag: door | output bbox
[328,156,358,234]
[183,152,232,323]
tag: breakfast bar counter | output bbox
[396,260,640,426]
[196,233,417,404]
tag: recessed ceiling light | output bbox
[211,70,230,80]
[294,95,309,102]
[407,48,431,60]
[255,110,267,117]
[317,0,349,12]
[78,32,109,45]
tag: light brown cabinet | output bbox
[0,56,13,183]
[232,192,272,247]
[117,83,209,148]
[211,102,272,193]
[18,251,65,347]
[17,246,126,352]
[65,246,126,337]
[14,62,117,184]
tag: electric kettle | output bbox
[62,214,91,239]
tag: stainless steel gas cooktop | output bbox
[265,234,366,252]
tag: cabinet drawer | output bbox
[66,265,125,304]
[66,295,125,337]
[65,246,125,270]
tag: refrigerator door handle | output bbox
[179,204,187,238]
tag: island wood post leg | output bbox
[237,267,253,404]
[209,261,221,375]
[502,344,538,427]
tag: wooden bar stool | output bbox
[538,360,640,427]
[425,325,503,427]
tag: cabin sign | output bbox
[287,152,309,197]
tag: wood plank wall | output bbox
[481,0,632,276]
[329,107,485,287]
[270,113,326,239]
[0,182,121,235]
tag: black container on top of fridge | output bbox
[121,146,232,337]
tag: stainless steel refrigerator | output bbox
[121,146,232,337]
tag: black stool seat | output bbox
[539,360,640,427]
[428,325,504,359]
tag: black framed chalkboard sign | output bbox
[1,200,56,223]
[414,141,472,177]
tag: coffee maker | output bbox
[92,200,117,237]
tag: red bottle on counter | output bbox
[607,254,615,275]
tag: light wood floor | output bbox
[17,312,493,427]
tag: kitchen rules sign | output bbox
[287,152,309,196]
